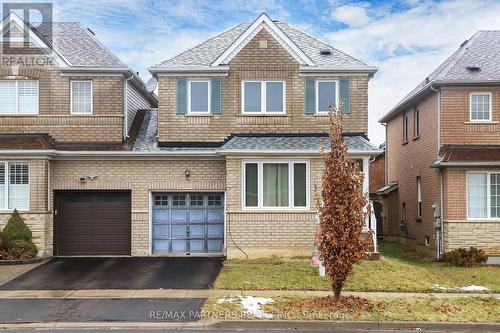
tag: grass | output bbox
[214,241,500,292]
[203,296,500,322]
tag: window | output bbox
[242,80,285,114]
[417,176,422,218]
[190,194,204,206]
[71,81,92,114]
[316,80,338,113]
[467,172,500,219]
[243,161,309,209]
[208,194,222,206]
[414,109,420,137]
[401,202,407,220]
[154,194,168,206]
[0,80,39,114]
[403,113,409,142]
[172,195,186,206]
[0,161,29,210]
[188,80,210,114]
[470,92,491,121]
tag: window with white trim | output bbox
[417,176,422,218]
[403,113,409,142]
[71,81,93,114]
[188,80,210,114]
[0,161,29,210]
[470,92,491,121]
[242,80,285,114]
[243,161,308,209]
[467,172,500,219]
[0,80,39,114]
[316,80,338,113]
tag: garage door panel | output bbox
[55,191,131,256]
[152,192,224,254]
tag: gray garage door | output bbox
[152,193,224,254]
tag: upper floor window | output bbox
[470,92,491,121]
[0,161,29,210]
[188,80,210,114]
[414,109,420,137]
[403,113,409,142]
[0,80,39,115]
[243,160,308,209]
[316,80,338,113]
[71,81,93,114]
[242,80,285,114]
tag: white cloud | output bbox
[322,0,500,144]
[330,5,371,28]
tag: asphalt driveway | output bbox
[0,257,223,290]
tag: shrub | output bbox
[1,209,38,259]
[443,247,487,267]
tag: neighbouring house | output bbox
[0,12,381,258]
[369,143,385,236]
[379,30,500,259]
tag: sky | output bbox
[6,0,500,145]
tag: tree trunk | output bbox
[333,284,342,300]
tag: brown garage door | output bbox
[54,191,131,256]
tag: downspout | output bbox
[431,84,444,258]
[123,73,134,139]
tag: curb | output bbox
[212,320,500,332]
[0,320,218,329]
[0,257,45,266]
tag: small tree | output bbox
[1,209,38,259]
[318,105,371,300]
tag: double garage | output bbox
[54,191,225,256]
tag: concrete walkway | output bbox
[0,289,498,299]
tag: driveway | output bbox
[0,257,223,290]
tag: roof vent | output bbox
[320,49,332,56]
[87,28,95,35]
[425,77,430,83]
[466,64,481,71]
[460,39,468,47]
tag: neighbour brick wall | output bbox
[385,92,440,255]
[443,168,500,255]
[369,153,384,195]
[0,53,124,142]
[225,157,323,258]
[51,158,226,256]
[0,159,52,256]
[157,29,369,142]
[441,86,500,145]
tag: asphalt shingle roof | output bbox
[156,22,368,69]
[381,30,500,122]
[33,22,127,68]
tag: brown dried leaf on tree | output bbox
[317,104,372,300]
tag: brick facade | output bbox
[157,29,369,142]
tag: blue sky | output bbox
[6,0,500,144]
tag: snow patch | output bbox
[216,297,236,304]
[433,284,489,292]
[240,296,274,319]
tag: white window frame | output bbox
[242,159,310,210]
[466,171,500,220]
[241,80,286,114]
[0,161,30,211]
[70,80,93,115]
[417,176,422,218]
[187,80,211,114]
[0,80,39,115]
[315,79,339,114]
[403,113,409,142]
[469,92,492,122]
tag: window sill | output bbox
[0,114,39,116]
[184,113,214,117]
[413,135,420,141]
[239,113,289,117]
[465,121,498,124]
[314,113,330,117]
[402,140,408,145]
[241,208,311,213]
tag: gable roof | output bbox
[1,12,127,69]
[150,13,376,74]
[380,30,500,123]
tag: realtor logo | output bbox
[1,2,53,54]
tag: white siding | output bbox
[126,83,151,133]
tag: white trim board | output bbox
[211,13,314,67]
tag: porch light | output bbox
[185,169,190,179]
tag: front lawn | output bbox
[204,296,500,322]
[214,241,500,292]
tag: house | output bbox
[0,12,381,258]
[379,30,500,259]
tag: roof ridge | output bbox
[277,22,367,66]
[156,23,248,67]
[77,22,127,68]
